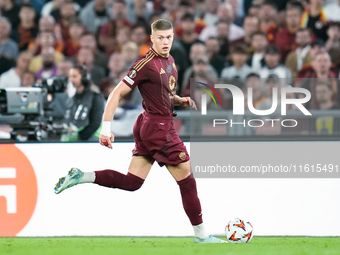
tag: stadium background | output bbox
[0,0,340,247]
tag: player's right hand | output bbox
[99,133,114,149]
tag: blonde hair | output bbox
[151,19,173,34]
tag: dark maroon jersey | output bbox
[122,47,178,116]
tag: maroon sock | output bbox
[94,170,144,191]
[177,174,203,226]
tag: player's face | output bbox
[151,29,174,57]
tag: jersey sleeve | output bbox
[122,58,149,90]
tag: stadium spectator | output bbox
[57,59,73,76]
[216,20,230,58]
[201,0,220,26]
[314,81,340,134]
[300,51,339,108]
[187,57,222,111]
[29,32,65,72]
[0,17,19,60]
[56,1,77,41]
[63,64,105,141]
[275,1,304,62]
[247,31,268,71]
[244,72,267,107]
[126,0,153,27]
[174,1,206,39]
[230,15,259,52]
[285,28,313,78]
[114,27,131,53]
[256,74,281,111]
[326,22,340,50]
[324,0,340,22]
[300,0,328,42]
[170,38,189,93]
[0,0,21,31]
[181,43,218,96]
[63,18,84,57]
[325,22,340,66]
[121,41,139,69]
[205,37,225,77]
[0,51,32,88]
[79,0,111,34]
[38,16,55,33]
[98,52,126,99]
[264,74,281,99]
[0,54,15,76]
[76,46,105,85]
[79,33,108,71]
[35,46,58,79]
[258,0,278,44]
[302,45,337,79]
[130,25,150,56]
[161,0,180,25]
[247,2,261,18]
[259,44,292,83]
[227,0,245,26]
[41,0,64,17]
[111,0,131,27]
[199,3,245,42]
[221,44,252,79]
[98,0,131,55]
[315,81,339,109]
[149,11,162,26]
[172,0,193,26]
[41,0,80,21]
[21,71,36,87]
[28,30,64,56]
[297,39,328,79]
[12,3,38,51]
[178,13,204,61]
[257,76,297,113]
[57,60,75,97]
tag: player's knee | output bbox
[127,182,143,191]
[126,173,144,191]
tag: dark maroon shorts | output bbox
[132,111,190,167]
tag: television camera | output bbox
[0,76,68,141]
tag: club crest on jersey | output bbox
[179,152,186,160]
[169,76,176,90]
[128,69,137,79]
[166,64,173,74]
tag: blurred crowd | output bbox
[0,0,340,128]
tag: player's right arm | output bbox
[99,81,132,149]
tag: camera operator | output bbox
[63,64,105,141]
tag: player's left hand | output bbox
[99,133,114,149]
[179,97,197,110]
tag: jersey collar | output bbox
[151,47,169,59]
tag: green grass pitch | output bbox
[1,237,339,255]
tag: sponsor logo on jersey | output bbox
[169,76,176,90]
[166,64,172,74]
[128,69,137,79]
[160,68,165,74]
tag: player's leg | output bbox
[54,155,152,194]
[94,155,152,189]
[166,160,227,243]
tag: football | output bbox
[225,218,253,243]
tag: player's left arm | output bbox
[174,95,197,110]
